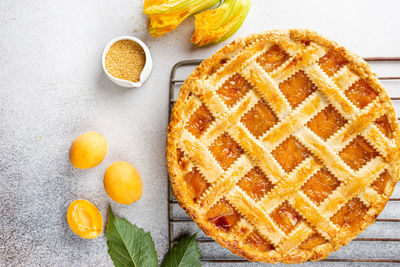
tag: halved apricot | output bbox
[67,199,103,239]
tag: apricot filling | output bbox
[299,233,327,250]
[240,100,278,138]
[184,167,210,202]
[375,115,393,139]
[345,79,378,109]
[207,199,240,231]
[301,168,340,205]
[272,136,310,173]
[67,199,103,239]
[307,105,347,140]
[318,50,347,76]
[186,104,215,138]
[244,231,274,252]
[207,58,228,76]
[279,71,317,109]
[256,44,289,73]
[176,148,188,170]
[238,166,273,201]
[339,135,379,171]
[371,170,391,194]
[270,201,303,234]
[331,198,368,232]
[217,74,252,107]
[209,133,243,170]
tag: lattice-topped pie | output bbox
[166,29,400,263]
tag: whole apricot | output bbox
[104,161,143,205]
[67,199,103,239]
[69,131,107,169]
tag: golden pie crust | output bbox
[166,29,400,263]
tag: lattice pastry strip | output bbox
[167,30,400,263]
[226,186,285,245]
[294,128,355,181]
[262,91,327,150]
[319,158,387,216]
[198,155,253,213]
[242,62,291,117]
[185,80,227,116]
[258,157,321,213]
[180,130,223,183]
[209,39,276,85]
[290,192,338,240]
[228,123,285,181]
[306,65,355,116]
[200,90,259,146]
[332,65,360,90]
[327,98,386,149]
[275,221,314,255]
[364,124,398,161]
[269,43,326,84]
[256,155,339,241]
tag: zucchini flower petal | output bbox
[144,0,220,38]
[191,0,251,46]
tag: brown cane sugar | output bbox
[105,39,146,83]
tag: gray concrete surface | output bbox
[0,0,399,266]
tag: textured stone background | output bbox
[0,0,399,266]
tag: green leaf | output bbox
[105,205,158,267]
[161,234,201,267]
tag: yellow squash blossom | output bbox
[191,0,251,46]
[144,0,220,38]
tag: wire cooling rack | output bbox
[168,58,400,265]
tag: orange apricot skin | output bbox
[67,199,103,239]
[69,131,107,169]
[104,161,143,205]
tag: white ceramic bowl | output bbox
[102,36,153,88]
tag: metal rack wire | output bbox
[168,58,400,265]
